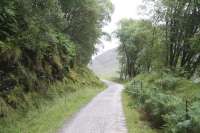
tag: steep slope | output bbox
[89,48,120,78]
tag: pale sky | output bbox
[95,0,144,56]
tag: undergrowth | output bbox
[122,90,157,133]
[0,67,105,133]
[126,72,200,133]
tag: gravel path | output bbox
[58,80,128,133]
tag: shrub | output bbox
[143,92,181,128]
[127,78,200,132]
[154,74,179,91]
[164,101,200,133]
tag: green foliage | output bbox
[0,0,18,40]
[117,0,200,79]
[116,1,200,132]
[164,101,200,133]
[116,19,162,79]
[127,81,181,128]
[122,91,157,133]
[154,73,180,91]
[0,0,112,118]
[60,0,113,64]
[0,67,105,132]
[126,73,200,132]
[162,0,200,77]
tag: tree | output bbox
[154,0,200,77]
[0,0,113,109]
[60,0,113,65]
[116,19,157,79]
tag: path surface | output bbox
[58,80,127,133]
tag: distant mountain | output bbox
[89,48,120,79]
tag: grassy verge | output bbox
[122,91,157,133]
[0,68,105,133]
[1,84,105,133]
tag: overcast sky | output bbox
[95,0,144,56]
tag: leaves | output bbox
[0,0,113,114]
[116,19,157,79]
[127,76,200,132]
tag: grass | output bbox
[109,77,130,84]
[134,72,200,98]
[122,91,158,133]
[124,72,200,132]
[0,85,104,133]
[97,74,119,81]
[0,67,106,133]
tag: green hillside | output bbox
[0,0,112,132]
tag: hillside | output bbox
[89,48,120,79]
[0,0,112,132]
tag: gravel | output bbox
[58,80,128,133]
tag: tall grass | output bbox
[122,91,157,133]
[0,86,104,133]
[0,67,105,133]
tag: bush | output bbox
[126,78,200,132]
[154,74,180,91]
[164,101,200,133]
[127,81,181,128]
[143,92,181,128]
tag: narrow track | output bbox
[58,80,127,133]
